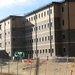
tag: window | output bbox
[28,51,29,54]
[49,49,50,53]
[30,51,32,54]
[26,51,28,54]
[39,14,40,18]
[37,50,39,54]
[5,42,7,45]
[44,12,46,16]
[62,6,64,12]
[29,40,31,43]
[40,50,41,53]
[46,49,47,53]
[48,23,50,27]
[5,23,6,25]
[47,10,49,15]
[0,43,1,47]
[0,34,1,38]
[48,22,52,27]
[50,9,52,14]
[52,49,54,53]
[50,22,52,27]
[8,21,9,24]
[12,28,15,30]
[62,20,64,25]
[42,37,44,41]
[42,25,43,29]
[39,38,41,42]
[48,36,50,40]
[47,9,52,15]
[39,26,40,30]
[8,42,10,44]
[63,34,65,39]
[36,27,38,31]
[31,51,33,54]
[45,37,47,41]
[36,15,37,19]
[44,24,46,28]
[51,35,53,40]
[29,51,31,54]
[13,38,15,41]
[63,47,66,53]
[41,13,43,17]
[5,32,6,35]
[0,25,1,30]
[37,38,38,42]
[34,27,35,31]
[31,17,33,21]
[43,49,44,53]
[35,50,36,54]
[32,39,33,43]
[28,40,30,43]
[32,50,34,54]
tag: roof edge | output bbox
[0,15,24,23]
[25,2,60,17]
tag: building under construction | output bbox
[0,0,75,59]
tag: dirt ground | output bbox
[0,58,75,75]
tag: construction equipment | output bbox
[14,51,27,60]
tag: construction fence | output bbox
[0,57,75,75]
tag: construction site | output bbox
[0,57,75,75]
[0,0,75,75]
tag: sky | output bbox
[0,0,61,20]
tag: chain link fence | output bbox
[0,57,75,75]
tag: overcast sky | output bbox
[0,0,61,20]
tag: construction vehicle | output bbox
[14,51,27,60]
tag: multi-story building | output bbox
[0,16,25,57]
[0,0,75,59]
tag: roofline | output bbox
[25,0,75,17]
[0,0,73,22]
[25,2,61,17]
[0,15,24,23]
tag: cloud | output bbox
[0,0,37,8]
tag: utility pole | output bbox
[4,22,6,52]
[35,13,38,58]
[49,7,52,56]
